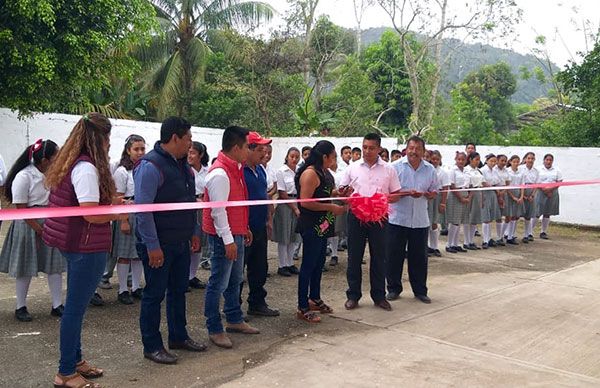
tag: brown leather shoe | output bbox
[225,322,260,334]
[374,299,392,311]
[344,299,358,310]
[209,333,233,349]
[168,338,207,352]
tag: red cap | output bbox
[248,131,272,145]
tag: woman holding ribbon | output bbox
[0,139,64,322]
[534,154,562,239]
[519,152,540,243]
[43,113,126,388]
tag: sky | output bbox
[259,0,600,68]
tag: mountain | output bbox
[361,27,558,104]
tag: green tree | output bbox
[0,0,155,115]
[143,0,273,118]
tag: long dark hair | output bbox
[4,139,59,203]
[119,134,146,171]
[191,141,209,167]
[295,140,336,194]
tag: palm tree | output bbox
[141,0,274,118]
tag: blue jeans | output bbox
[137,242,190,353]
[204,235,244,334]
[298,229,327,310]
[59,251,107,375]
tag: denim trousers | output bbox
[204,235,244,334]
[298,228,327,310]
[59,251,107,375]
[137,242,190,353]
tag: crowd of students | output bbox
[0,115,563,387]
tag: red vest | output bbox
[42,155,112,253]
[202,151,249,236]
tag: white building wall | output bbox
[1,109,599,225]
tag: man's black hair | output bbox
[161,116,191,143]
[223,125,250,152]
[363,133,381,146]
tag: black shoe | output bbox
[475,230,481,237]
[89,292,104,307]
[440,229,448,236]
[277,267,292,277]
[200,260,211,270]
[528,234,534,241]
[288,265,300,275]
[248,305,280,317]
[469,243,481,250]
[50,304,64,317]
[144,348,178,364]
[98,278,112,290]
[507,238,519,245]
[464,244,476,251]
[337,246,345,252]
[168,338,207,352]
[433,249,442,257]
[488,239,497,247]
[521,237,529,244]
[293,253,299,261]
[15,306,32,322]
[386,292,400,301]
[329,256,338,266]
[482,242,489,249]
[131,288,144,299]
[454,246,468,253]
[118,291,134,305]
[427,247,435,254]
[540,232,549,240]
[188,277,206,290]
[445,246,457,254]
[496,239,506,246]
[415,294,431,304]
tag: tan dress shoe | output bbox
[209,333,233,349]
[225,322,260,334]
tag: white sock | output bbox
[447,225,457,247]
[509,221,517,239]
[451,224,460,247]
[530,218,538,235]
[471,225,477,242]
[541,217,550,233]
[523,220,531,238]
[16,276,32,309]
[131,260,143,291]
[117,262,130,293]
[502,221,509,237]
[430,228,439,250]
[287,243,297,267]
[189,252,201,280]
[463,224,471,245]
[329,237,339,255]
[47,273,63,308]
[483,223,491,243]
[496,223,503,239]
[278,244,288,268]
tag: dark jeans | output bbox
[59,251,107,375]
[243,226,269,309]
[298,228,327,310]
[204,235,244,334]
[386,224,429,296]
[137,242,190,353]
[346,212,387,303]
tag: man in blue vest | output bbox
[134,116,206,365]
[241,132,279,317]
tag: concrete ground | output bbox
[1,221,599,387]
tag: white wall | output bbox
[1,109,599,226]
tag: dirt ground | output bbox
[0,220,599,387]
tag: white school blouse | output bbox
[192,165,209,196]
[113,166,135,197]
[507,168,525,186]
[435,166,451,189]
[481,165,501,186]
[494,166,511,186]
[71,161,100,203]
[11,164,50,206]
[538,165,563,183]
[448,165,470,189]
[519,165,540,184]
[276,165,297,195]
[464,165,486,188]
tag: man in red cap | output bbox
[240,132,280,316]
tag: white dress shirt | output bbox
[192,165,209,196]
[12,164,50,206]
[519,165,540,184]
[205,167,235,245]
[538,165,563,183]
[71,161,100,203]
[339,157,401,197]
[449,165,470,189]
[276,165,297,195]
[494,166,511,186]
[113,166,135,197]
[481,165,501,186]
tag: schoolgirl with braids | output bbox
[43,113,127,388]
[0,139,64,322]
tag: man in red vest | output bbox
[203,126,259,348]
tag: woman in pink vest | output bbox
[43,113,126,388]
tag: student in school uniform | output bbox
[445,152,470,253]
[351,147,362,162]
[272,147,301,277]
[0,140,65,322]
[505,155,525,245]
[519,152,539,243]
[534,154,562,239]
[187,141,209,289]
[464,152,485,250]
[493,154,510,244]
[427,150,449,257]
[263,144,278,198]
[326,159,345,267]
[480,154,504,249]
[112,135,146,305]
[0,152,6,231]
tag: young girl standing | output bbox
[480,154,503,249]
[445,152,470,253]
[272,147,301,277]
[112,135,146,305]
[519,152,539,243]
[427,151,449,257]
[188,141,209,288]
[0,140,64,322]
[535,154,562,239]
[494,155,510,244]
[505,155,525,245]
[464,152,485,250]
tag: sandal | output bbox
[76,360,104,379]
[296,309,321,323]
[309,299,333,314]
[54,373,101,388]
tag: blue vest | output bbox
[244,164,268,229]
[139,142,196,243]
